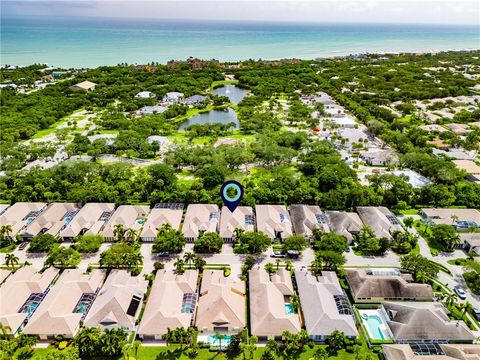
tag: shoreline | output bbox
[2,48,479,70]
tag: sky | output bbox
[2,0,480,25]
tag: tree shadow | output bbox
[154,347,184,360]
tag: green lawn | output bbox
[209,79,239,91]
[31,120,64,139]
[413,222,443,256]
[0,242,17,253]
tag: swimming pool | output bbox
[358,309,392,340]
[206,334,231,346]
[285,303,295,314]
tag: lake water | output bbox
[2,17,479,67]
[212,85,247,105]
[179,108,240,130]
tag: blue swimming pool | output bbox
[285,303,294,314]
[363,314,386,340]
[207,334,231,346]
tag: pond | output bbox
[212,85,247,105]
[179,108,240,130]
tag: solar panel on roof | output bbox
[126,295,141,317]
[333,295,352,315]
[154,203,185,210]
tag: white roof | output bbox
[0,267,59,334]
[21,203,81,238]
[249,266,301,337]
[135,91,154,98]
[295,271,358,337]
[59,203,115,238]
[23,269,106,337]
[219,206,255,239]
[101,205,150,238]
[83,270,148,331]
[182,204,219,239]
[255,205,292,240]
[392,169,431,188]
[138,270,198,336]
[0,202,47,237]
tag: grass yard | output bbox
[413,221,443,256]
[31,120,64,139]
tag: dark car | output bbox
[157,252,170,257]
[18,241,28,250]
[473,307,480,321]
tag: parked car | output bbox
[271,252,285,258]
[454,287,467,300]
[157,252,170,258]
[18,241,28,250]
[472,307,480,321]
[287,250,299,259]
[345,247,351,253]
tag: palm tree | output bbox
[125,228,138,242]
[113,224,125,242]
[157,223,172,237]
[415,271,430,284]
[186,326,197,348]
[183,252,196,266]
[133,340,141,360]
[284,259,293,271]
[444,292,457,308]
[193,255,206,272]
[0,224,13,239]
[264,262,275,276]
[0,323,11,340]
[215,332,225,351]
[5,253,19,270]
[460,301,473,319]
[275,258,281,270]
[174,258,185,274]
[451,214,459,225]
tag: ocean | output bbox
[1,16,479,68]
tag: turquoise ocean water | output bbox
[1,16,479,68]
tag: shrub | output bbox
[154,261,165,270]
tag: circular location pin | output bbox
[220,180,244,213]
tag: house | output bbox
[135,91,155,98]
[162,92,184,103]
[20,203,81,239]
[346,269,434,303]
[182,204,219,242]
[146,136,171,150]
[360,148,399,166]
[70,81,96,91]
[324,105,345,117]
[0,204,9,216]
[325,211,363,242]
[0,202,47,239]
[140,204,184,242]
[432,148,477,161]
[23,269,106,339]
[249,266,301,339]
[295,270,357,342]
[101,205,150,241]
[138,270,198,340]
[255,205,293,241]
[461,233,480,255]
[380,302,475,343]
[289,205,329,239]
[392,169,431,188]
[59,203,116,240]
[356,206,403,240]
[428,139,451,150]
[445,123,471,136]
[219,206,255,242]
[0,269,10,285]
[195,270,246,334]
[83,270,147,331]
[421,208,480,230]
[139,105,167,115]
[452,160,480,183]
[331,116,357,128]
[419,124,449,133]
[383,344,480,360]
[0,267,59,334]
[181,95,207,105]
[87,133,117,145]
